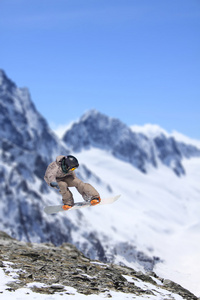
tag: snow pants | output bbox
[57,176,99,206]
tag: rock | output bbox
[0,231,198,299]
[163,279,172,285]
[50,284,64,290]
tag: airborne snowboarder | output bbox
[44,155,101,210]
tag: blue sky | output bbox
[1,0,200,139]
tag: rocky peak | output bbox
[0,69,62,158]
[0,69,16,92]
[63,110,157,173]
[0,231,198,299]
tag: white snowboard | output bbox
[44,195,120,215]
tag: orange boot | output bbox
[90,196,101,206]
[62,205,73,210]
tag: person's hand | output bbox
[50,182,59,189]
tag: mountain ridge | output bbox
[62,109,200,176]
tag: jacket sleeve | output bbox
[44,162,58,186]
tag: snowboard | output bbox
[44,195,120,215]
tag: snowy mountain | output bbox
[63,110,200,176]
[0,70,110,253]
[1,70,200,296]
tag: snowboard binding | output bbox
[90,196,101,206]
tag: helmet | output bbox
[61,155,79,173]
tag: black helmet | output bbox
[61,155,79,173]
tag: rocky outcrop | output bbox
[0,231,198,299]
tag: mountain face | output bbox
[0,70,110,256]
[0,70,66,179]
[62,110,200,177]
[0,69,71,243]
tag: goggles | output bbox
[61,157,79,174]
[69,167,76,172]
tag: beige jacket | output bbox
[44,155,75,186]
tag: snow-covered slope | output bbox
[73,148,200,296]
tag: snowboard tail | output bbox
[44,195,120,215]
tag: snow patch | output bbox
[51,121,76,138]
[130,124,169,138]
[171,130,200,148]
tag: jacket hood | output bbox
[56,155,65,165]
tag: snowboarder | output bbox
[44,155,101,210]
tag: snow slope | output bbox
[74,148,200,296]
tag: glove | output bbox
[50,182,60,190]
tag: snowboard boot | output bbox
[90,196,101,206]
[62,204,73,210]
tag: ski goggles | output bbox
[61,159,77,173]
[61,156,79,173]
[69,167,76,172]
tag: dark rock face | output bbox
[63,110,200,177]
[0,232,198,299]
[0,70,65,162]
[153,135,185,176]
[63,111,157,173]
